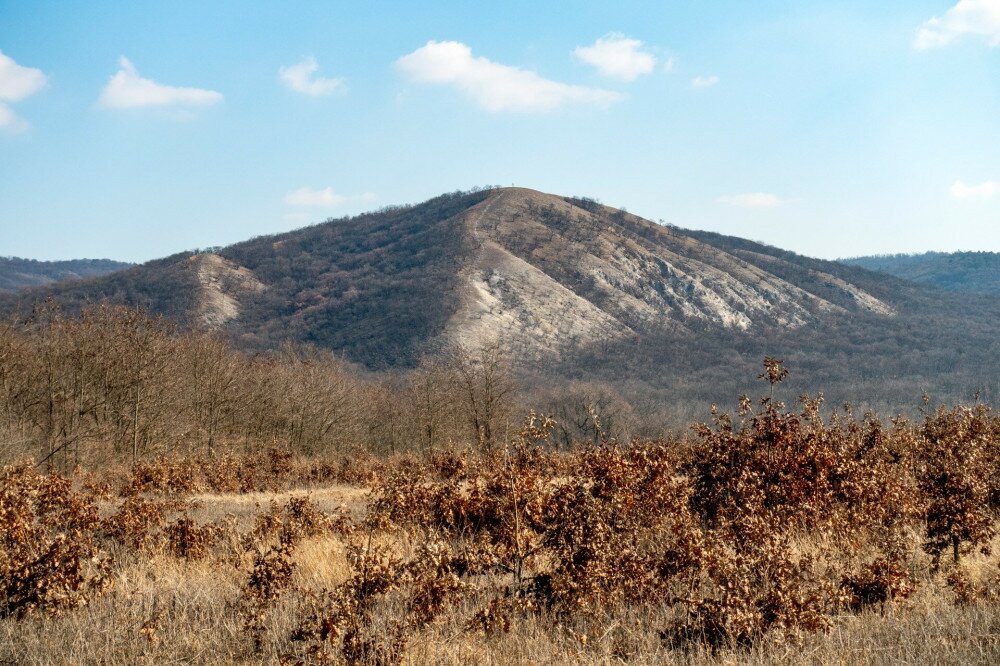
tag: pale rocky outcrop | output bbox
[189,253,265,329]
[443,188,894,360]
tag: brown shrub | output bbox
[163,516,218,560]
[0,465,111,618]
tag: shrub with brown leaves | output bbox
[163,516,218,560]
[917,405,999,568]
[0,465,110,618]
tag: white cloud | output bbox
[0,50,47,133]
[718,193,785,208]
[0,50,47,102]
[0,103,28,133]
[573,34,656,81]
[915,0,1000,50]
[98,57,223,109]
[691,75,720,89]
[950,180,998,198]
[396,40,621,112]
[279,57,345,96]
[662,57,676,73]
[284,187,376,208]
[285,187,346,208]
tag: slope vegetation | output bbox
[3,187,999,412]
[0,257,131,293]
[843,251,1000,296]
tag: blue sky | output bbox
[1,1,998,262]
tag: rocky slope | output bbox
[188,253,266,328]
[445,189,894,359]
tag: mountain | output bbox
[841,252,1000,296]
[0,257,132,293]
[4,187,999,413]
[0,188,899,360]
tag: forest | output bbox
[0,303,530,467]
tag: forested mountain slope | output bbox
[0,257,131,293]
[4,187,999,413]
[842,251,1000,296]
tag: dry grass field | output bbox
[4,320,1000,665]
[6,384,1000,666]
[3,482,1000,665]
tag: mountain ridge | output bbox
[842,251,1000,297]
[0,187,914,363]
[440,188,897,360]
[0,257,132,293]
[4,187,999,413]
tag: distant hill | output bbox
[0,257,132,293]
[841,252,1000,296]
[4,187,1000,414]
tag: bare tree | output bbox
[539,381,635,448]
[404,358,458,452]
[448,340,516,449]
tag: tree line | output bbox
[0,304,648,470]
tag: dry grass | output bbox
[7,394,1000,664]
[2,483,1000,666]
[185,484,370,525]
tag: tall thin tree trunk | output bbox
[132,380,140,464]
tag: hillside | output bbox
[0,257,131,293]
[842,251,1000,296]
[0,188,899,360]
[3,187,999,413]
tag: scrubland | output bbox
[4,308,1000,664]
[5,390,1000,664]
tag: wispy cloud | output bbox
[691,75,720,89]
[915,0,1000,50]
[0,103,28,133]
[284,187,376,208]
[98,57,223,109]
[718,192,786,208]
[279,57,345,96]
[396,40,621,112]
[950,180,998,199]
[0,50,47,133]
[573,34,656,81]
